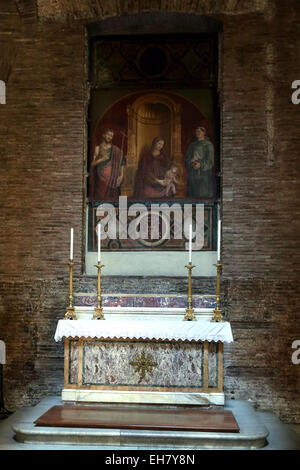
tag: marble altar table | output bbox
[55,304,233,406]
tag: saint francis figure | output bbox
[184,126,215,198]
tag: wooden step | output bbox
[34,405,240,433]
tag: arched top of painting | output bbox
[90,90,213,159]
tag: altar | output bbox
[54,295,233,406]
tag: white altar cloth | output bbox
[54,319,234,343]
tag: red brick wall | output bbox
[0,1,299,422]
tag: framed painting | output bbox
[87,34,219,252]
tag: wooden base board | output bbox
[34,405,240,433]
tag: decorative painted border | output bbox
[88,202,217,252]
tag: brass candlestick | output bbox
[184,262,197,321]
[211,260,224,322]
[64,260,77,320]
[92,262,105,320]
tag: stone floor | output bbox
[0,396,300,450]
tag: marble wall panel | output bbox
[69,340,79,384]
[208,341,218,388]
[74,294,216,309]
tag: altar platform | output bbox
[11,396,270,449]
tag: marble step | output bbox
[12,398,269,449]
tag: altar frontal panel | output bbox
[65,338,223,393]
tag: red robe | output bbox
[90,144,124,201]
[134,150,169,199]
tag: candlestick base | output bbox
[184,307,197,321]
[64,306,77,320]
[92,306,105,320]
[211,308,224,323]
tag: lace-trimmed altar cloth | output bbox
[54,319,234,343]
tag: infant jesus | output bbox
[155,164,179,196]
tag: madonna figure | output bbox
[133,137,170,199]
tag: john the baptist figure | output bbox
[91,128,125,201]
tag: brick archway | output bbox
[36,1,268,22]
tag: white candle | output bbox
[217,219,221,260]
[97,223,101,263]
[70,227,74,260]
[189,224,192,263]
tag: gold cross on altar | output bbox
[130,350,158,382]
